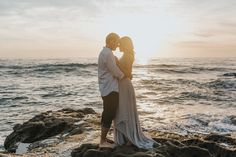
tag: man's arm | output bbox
[106,52,124,80]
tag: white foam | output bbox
[15,142,30,154]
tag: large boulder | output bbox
[4,107,96,152]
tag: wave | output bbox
[41,92,73,98]
[175,113,236,134]
[0,63,97,70]
[154,68,198,74]
[190,67,230,72]
[134,64,179,68]
[139,78,236,91]
[139,64,234,74]
[179,92,209,100]
[206,79,236,90]
[0,63,98,75]
[0,96,28,105]
[1,62,234,75]
[178,91,233,102]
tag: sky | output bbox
[0,0,236,61]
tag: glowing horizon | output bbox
[0,0,236,60]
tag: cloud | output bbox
[171,40,236,57]
[0,0,104,43]
[175,40,236,51]
[194,33,214,38]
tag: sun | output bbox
[101,9,184,64]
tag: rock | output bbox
[71,144,152,157]
[69,127,84,136]
[71,133,236,157]
[4,107,96,152]
[0,153,8,157]
[4,107,236,157]
[223,72,236,77]
[182,138,236,157]
[204,134,236,146]
[77,108,96,115]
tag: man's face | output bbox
[111,39,120,51]
[119,42,124,52]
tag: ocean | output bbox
[0,57,236,149]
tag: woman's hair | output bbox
[120,36,135,61]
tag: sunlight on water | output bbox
[135,57,152,65]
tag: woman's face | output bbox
[119,42,125,52]
[119,37,133,53]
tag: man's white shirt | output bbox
[98,47,124,97]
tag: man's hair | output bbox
[106,33,120,45]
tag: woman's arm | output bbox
[115,57,133,79]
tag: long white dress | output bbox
[114,54,156,149]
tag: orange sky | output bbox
[0,0,235,60]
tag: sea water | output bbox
[0,57,235,149]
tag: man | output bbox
[98,33,124,148]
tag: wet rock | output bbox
[4,107,96,152]
[204,134,236,146]
[223,72,236,77]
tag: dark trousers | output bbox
[101,91,119,128]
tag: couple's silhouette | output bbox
[98,33,157,149]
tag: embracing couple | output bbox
[98,33,157,149]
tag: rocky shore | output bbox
[1,108,236,157]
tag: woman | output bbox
[114,36,157,149]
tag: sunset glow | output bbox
[0,0,235,60]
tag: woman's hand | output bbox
[130,74,133,80]
[115,56,119,65]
